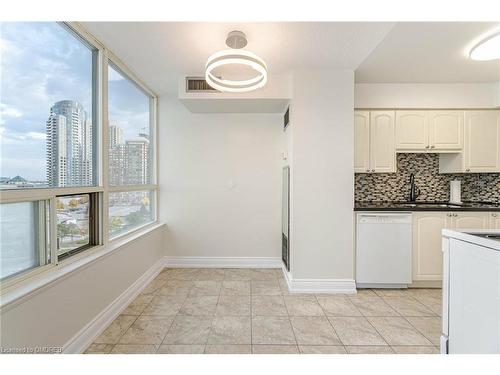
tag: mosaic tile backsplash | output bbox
[355,153,500,203]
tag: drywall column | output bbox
[289,69,355,280]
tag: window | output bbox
[109,190,154,239]
[0,22,98,189]
[107,61,156,239]
[56,193,99,259]
[108,63,152,186]
[0,22,157,285]
[0,201,50,281]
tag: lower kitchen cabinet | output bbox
[412,212,448,281]
[491,213,500,229]
[412,212,493,282]
[451,212,491,229]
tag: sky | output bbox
[0,22,150,181]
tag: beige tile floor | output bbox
[85,268,442,354]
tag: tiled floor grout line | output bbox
[250,279,253,352]
[282,285,301,351]
[363,314,393,351]
[156,280,193,353]
[313,294,347,353]
[400,315,437,346]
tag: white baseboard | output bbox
[63,256,166,354]
[281,266,356,294]
[164,256,282,268]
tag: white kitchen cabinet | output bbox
[464,111,500,172]
[396,111,429,151]
[489,213,500,229]
[354,111,370,173]
[451,212,491,229]
[428,111,463,151]
[354,110,396,173]
[440,110,500,173]
[370,111,396,173]
[396,110,464,152]
[412,211,491,282]
[412,212,448,281]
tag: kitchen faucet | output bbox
[408,173,420,202]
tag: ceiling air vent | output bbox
[186,77,218,92]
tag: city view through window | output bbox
[0,22,155,277]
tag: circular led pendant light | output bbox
[469,31,500,61]
[205,31,268,93]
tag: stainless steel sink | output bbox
[399,202,462,208]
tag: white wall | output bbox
[159,98,283,259]
[355,83,500,108]
[289,69,355,280]
[0,225,165,350]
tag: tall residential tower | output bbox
[46,100,93,187]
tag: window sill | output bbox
[0,222,166,311]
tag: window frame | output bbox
[104,53,159,242]
[0,22,159,290]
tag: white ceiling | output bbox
[82,22,394,94]
[356,22,500,83]
[82,22,500,95]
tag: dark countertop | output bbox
[355,201,500,212]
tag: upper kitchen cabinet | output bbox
[428,111,463,150]
[440,110,500,173]
[396,110,464,152]
[354,111,370,172]
[354,110,396,173]
[464,111,500,172]
[396,111,429,151]
[370,111,396,173]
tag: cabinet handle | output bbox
[453,213,458,217]
[366,169,370,173]
[430,145,435,149]
[465,169,471,172]
[425,145,430,149]
[493,213,498,217]
[371,169,375,173]
[447,213,452,217]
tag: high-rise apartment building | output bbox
[108,124,150,186]
[109,122,124,148]
[46,100,93,187]
[125,137,150,185]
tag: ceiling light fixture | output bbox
[205,31,268,93]
[469,31,500,61]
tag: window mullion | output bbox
[102,48,110,247]
[49,197,58,266]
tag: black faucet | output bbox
[409,173,420,202]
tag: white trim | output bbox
[164,256,282,268]
[281,266,357,294]
[63,256,165,354]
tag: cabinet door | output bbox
[464,111,500,172]
[370,111,396,173]
[452,212,490,229]
[412,212,448,281]
[396,111,429,151]
[354,111,370,173]
[490,213,500,229]
[428,110,463,151]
